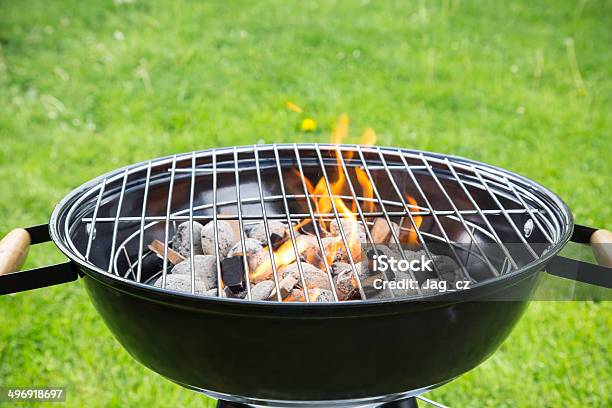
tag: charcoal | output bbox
[330,218,365,238]
[433,255,462,285]
[331,261,363,279]
[171,255,218,290]
[204,288,219,297]
[308,289,335,302]
[279,262,332,291]
[227,238,263,258]
[370,218,400,244]
[221,256,245,292]
[323,234,364,263]
[251,280,276,301]
[248,249,274,284]
[172,221,204,258]
[246,221,288,245]
[334,269,360,301]
[153,274,208,294]
[201,220,237,258]
[223,286,247,299]
[284,288,306,302]
[279,275,299,298]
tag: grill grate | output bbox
[61,144,567,302]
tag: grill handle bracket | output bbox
[0,225,79,295]
[545,225,612,289]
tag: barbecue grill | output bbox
[1,143,610,407]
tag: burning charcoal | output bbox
[246,221,288,245]
[221,256,246,292]
[227,238,263,258]
[279,275,299,298]
[148,240,185,265]
[172,221,204,258]
[284,288,306,302]
[334,269,360,301]
[330,218,365,238]
[308,289,335,302]
[171,255,218,290]
[361,273,391,299]
[153,274,208,294]
[370,218,400,244]
[248,249,273,284]
[331,261,364,278]
[279,262,332,291]
[323,235,364,263]
[331,261,351,276]
[251,280,276,301]
[201,220,237,258]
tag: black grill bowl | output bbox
[82,266,539,405]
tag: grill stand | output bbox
[216,396,424,408]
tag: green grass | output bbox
[0,0,610,406]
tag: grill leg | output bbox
[379,397,419,408]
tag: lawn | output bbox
[0,0,610,407]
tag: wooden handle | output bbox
[0,229,31,276]
[590,229,612,268]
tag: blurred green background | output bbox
[0,0,610,407]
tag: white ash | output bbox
[172,221,204,258]
[171,255,218,290]
[334,269,360,301]
[227,238,263,258]
[204,288,219,297]
[251,280,276,301]
[153,274,209,294]
[246,220,288,245]
[200,220,237,258]
[279,262,332,291]
[308,289,335,302]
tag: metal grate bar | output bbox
[85,178,106,261]
[233,147,252,300]
[471,167,539,259]
[395,149,473,281]
[501,175,554,244]
[253,146,284,302]
[82,208,539,223]
[188,153,197,294]
[212,150,224,298]
[354,146,423,293]
[136,162,152,282]
[107,169,129,275]
[312,144,366,300]
[161,156,177,289]
[334,147,396,298]
[418,153,501,277]
[373,147,442,282]
[444,159,519,270]
[292,144,339,301]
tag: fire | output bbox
[251,113,424,289]
[404,195,423,244]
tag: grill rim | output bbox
[49,143,574,306]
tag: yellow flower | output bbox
[286,101,303,113]
[300,118,317,132]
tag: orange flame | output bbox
[404,195,423,244]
